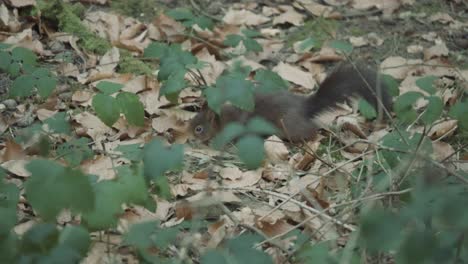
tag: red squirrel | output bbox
[189,63,392,143]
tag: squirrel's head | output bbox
[189,109,219,143]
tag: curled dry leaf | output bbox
[296,0,339,18]
[380,56,422,80]
[4,29,45,55]
[431,141,455,162]
[272,5,304,26]
[262,163,291,181]
[0,3,21,32]
[273,62,316,89]
[1,159,31,177]
[264,136,289,164]
[423,42,449,60]
[73,112,114,142]
[223,8,270,26]
[221,168,263,188]
[195,48,226,85]
[428,120,458,140]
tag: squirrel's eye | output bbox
[194,125,203,134]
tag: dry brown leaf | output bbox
[296,0,339,18]
[272,5,304,26]
[4,29,46,55]
[273,62,316,89]
[153,13,186,42]
[73,112,114,142]
[195,48,226,85]
[1,159,30,177]
[223,9,270,26]
[5,0,36,7]
[264,136,289,163]
[429,12,454,24]
[72,90,93,104]
[380,56,422,79]
[432,141,455,162]
[262,163,291,181]
[82,155,116,181]
[222,168,263,188]
[36,108,56,121]
[428,120,458,140]
[423,42,449,60]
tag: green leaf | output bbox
[166,8,194,20]
[160,71,187,98]
[226,234,273,264]
[296,37,317,53]
[0,51,12,70]
[32,68,51,78]
[394,91,424,124]
[143,42,168,59]
[92,93,120,126]
[7,62,20,77]
[421,96,443,125]
[21,223,59,252]
[359,99,377,119]
[216,74,255,111]
[204,86,224,114]
[44,112,71,135]
[59,226,90,257]
[212,122,246,149]
[448,101,468,132]
[11,47,37,65]
[82,180,123,230]
[192,16,214,30]
[116,165,149,205]
[329,40,353,54]
[115,143,143,161]
[0,176,20,235]
[96,81,124,95]
[143,139,184,180]
[359,208,403,252]
[25,160,95,220]
[243,38,263,52]
[296,241,333,264]
[37,75,57,98]
[241,28,262,38]
[56,138,94,167]
[117,92,145,126]
[10,75,35,98]
[254,69,288,93]
[224,34,243,47]
[416,75,438,95]
[236,135,265,169]
[246,117,278,135]
[157,45,197,80]
[382,74,400,97]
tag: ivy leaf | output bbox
[416,76,438,95]
[10,75,35,98]
[295,37,317,53]
[216,74,255,111]
[0,51,12,70]
[382,74,400,97]
[44,112,71,135]
[116,165,149,205]
[115,143,143,162]
[143,139,184,181]
[92,93,120,127]
[245,117,278,135]
[36,76,56,98]
[224,34,243,47]
[421,96,443,125]
[143,42,168,59]
[394,92,424,124]
[359,99,377,120]
[243,38,263,52]
[96,81,124,95]
[82,180,124,231]
[449,101,468,132]
[236,135,265,169]
[329,40,353,54]
[11,47,37,65]
[241,28,262,38]
[117,92,145,127]
[160,71,187,98]
[212,122,246,149]
[8,62,20,77]
[25,160,95,220]
[254,69,288,93]
[56,138,94,167]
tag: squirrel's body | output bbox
[190,63,392,142]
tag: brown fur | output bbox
[190,63,392,143]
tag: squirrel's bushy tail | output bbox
[305,63,392,118]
